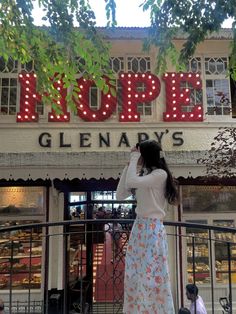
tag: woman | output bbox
[116,140,178,314]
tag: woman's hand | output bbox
[131,146,139,153]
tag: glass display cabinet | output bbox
[0,186,45,291]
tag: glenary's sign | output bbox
[17,71,203,123]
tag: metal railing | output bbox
[0,219,236,314]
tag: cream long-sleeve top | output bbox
[116,151,167,219]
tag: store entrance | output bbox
[65,186,136,313]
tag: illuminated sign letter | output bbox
[74,77,117,122]
[17,72,41,122]
[163,72,203,122]
[119,73,161,122]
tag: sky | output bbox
[32,0,233,28]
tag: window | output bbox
[182,185,236,213]
[205,57,231,116]
[187,56,232,117]
[0,57,44,117]
[127,56,151,73]
[0,58,18,115]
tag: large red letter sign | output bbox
[17,72,70,122]
[119,73,161,122]
[74,77,117,122]
[17,72,41,122]
[48,77,70,122]
[163,72,203,122]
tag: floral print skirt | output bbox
[123,217,175,314]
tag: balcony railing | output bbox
[0,219,235,313]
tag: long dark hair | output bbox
[139,140,179,205]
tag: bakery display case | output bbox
[184,217,236,286]
[0,220,43,290]
[186,220,210,284]
[0,186,45,290]
[213,220,236,284]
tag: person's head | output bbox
[186,284,199,301]
[138,140,179,204]
[178,307,191,314]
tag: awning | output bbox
[0,151,206,180]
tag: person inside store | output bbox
[0,299,4,314]
[186,284,207,314]
[95,206,106,219]
[116,140,179,313]
[179,307,191,314]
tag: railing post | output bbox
[227,242,232,314]
[86,204,94,311]
[192,235,197,314]
[209,230,214,314]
